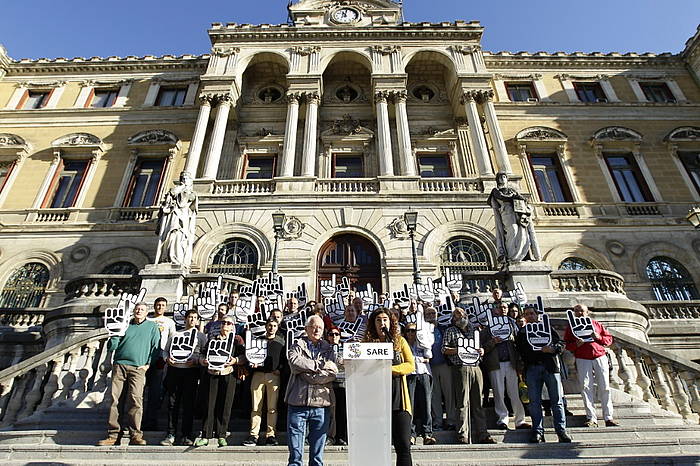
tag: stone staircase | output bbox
[1,328,700,464]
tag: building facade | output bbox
[0,0,699,361]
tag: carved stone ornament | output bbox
[330,114,363,135]
[0,133,25,146]
[70,245,91,263]
[666,126,700,142]
[52,133,102,147]
[282,217,305,240]
[388,217,409,240]
[606,240,626,257]
[128,129,179,146]
[593,127,642,142]
[516,126,568,141]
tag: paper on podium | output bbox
[344,342,393,466]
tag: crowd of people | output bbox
[99,281,617,466]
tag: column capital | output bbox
[460,90,477,105]
[390,90,408,103]
[304,92,320,104]
[461,89,493,104]
[374,90,390,104]
[285,91,303,104]
[211,93,233,106]
[198,93,214,106]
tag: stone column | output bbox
[393,91,416,176]
[280,92,301,177]
[375,91,394,177]
[481,90,512,174]
[202,94,232,180]
[301,92,319,177]
[461,91,493,177]
[184,94,213,177]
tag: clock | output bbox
[332,7,360,24]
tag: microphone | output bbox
[381,325,391,341]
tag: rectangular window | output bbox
[640,82,676,103]
[332,155,363,178]
[418,155,452,177]
[124,158,166,207]
[528,154,572,202]
[21,90,50,109]
[573,82,606,103]
[155,87,187,107]
[243,155,276,179]
[46,160,89,208]
[604,153,653,202]
[505,83,536,102]
[679,151,700,194]
[90,89,119,108]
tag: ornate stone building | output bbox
[0,0,699,362]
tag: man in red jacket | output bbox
[564,304,619,427]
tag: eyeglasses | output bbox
[405,329,417,333]
[223,321,235,326]
[328,332,340,336]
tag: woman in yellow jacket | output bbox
[364,308,415,466]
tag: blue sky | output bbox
[1,0,698,59]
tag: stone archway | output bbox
[316,233,381,298]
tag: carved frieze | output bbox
[516,126,568,141]
[52,133,102,147]
[666,126,700,141]
[128,130,179,146]
[0,134,25,146]
[592,126,642,142]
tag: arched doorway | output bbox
[317,234,381,297]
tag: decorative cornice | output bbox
[371,45,401,55]
[484,51,683,70]
[449,44,481,54]
[210,47,240,57]
[291,46,321,56]
[6,55,207,75]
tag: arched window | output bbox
[440,237,490,273]
[208,239,259,280]
[559,257,595,271]
[101,262,139,275]
[645,257,699,301]
[0,262,50,308]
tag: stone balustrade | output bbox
[0,328,111,427]
[0,308,46,329]
[314,178,379,193]
[212,180,274,194]
[111,207,156,222]
[184,273,253,296]
[63,275,141,302]
[535,201,689,221]
[419,178,483,193]
[641,300,700,319]
[550,269,626,295]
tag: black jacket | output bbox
[515,325,564,373]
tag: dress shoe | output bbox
[529,432,545,443]
[496,422,508,430]
[557,431,572,443]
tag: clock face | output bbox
[333,7,359,24]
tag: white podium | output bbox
[343,342,393,466]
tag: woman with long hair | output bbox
[364,308,415,466]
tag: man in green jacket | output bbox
[98,302,161,446]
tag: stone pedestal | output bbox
[504,261,553,294]
[139,263,188,305]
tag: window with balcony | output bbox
[208,239,259,280]
[559,257,595,270]
[679,151,700,194]
[123,158,166,207]
[43,159,89,208]
[155,87,187,107]
[89,89,119,108]
[573,82,606,103]
[20,90,50,109]
[243,155,276,179]
[332,154,363,178]
[418,154,452,178]
[640,82,676,103]
[528,154,573,202]
[646,257,699,301]
[0,262,50,309]
[604,154,653,202]
[505,83,537,102]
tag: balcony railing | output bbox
[550,269,626,295]
[314,178,379,193]
[534,202,690,221]
[0,308,46,329]
[419,178,483,193]
[212,180,274,195]
[641,300,700,319]
[63,275,141,302]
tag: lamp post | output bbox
[404,210,422,284]
[687,206,700,229]
[271,211,286,275]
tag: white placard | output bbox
[343,342,393,360]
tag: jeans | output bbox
[392,410,413,466]
[407,373,433,437]
[287,405,329,466]
[525,364,566,435]
[144,362,165,428]
[163,366,199,439]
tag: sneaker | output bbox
[557,431,572,443]
[516,423,532,430]
[181,438,194,446]
[242,436,258,447]
[605,419,620,427]
[266,436,279,446]
[496,422,508,430]
[410,436,416,445]
[325,437,334,446]
[160,435,175,446]
[194,438,209,447]
[529,432,545,443]
[423,436,437,445]
[97,436,118,446]
[129,436,146,446]
[218,437,227,447]
[336,438,347,446]
[585,419,598,428]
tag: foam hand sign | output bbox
[287,283,308,308]
[173,295,195,328]
[284,308,310,339]
[259,272,284,299]
[206,333,234,371]
[436,296,454,327]
[245,329,268,366]
[116,287,147,315]
[104,306,131,336]
[196,288,218,320]
[324,294,346,323]
[336,276,351,300]
[457,330,481,366]
[415,280,436,303]
[567,309,595,342]
[472,297,491,326]
[392,284,412,311]
[319,274,337,298]
[246,308,268,338]
[170,328,197,364]
[486,308,514,340]
[444,267,463,293]
[433,280,450,304]
[356,283,377,307]
[404,310,423,332]
[511,282,527,306]
[198,276,227,305]
[525,313,552,351]
[234,285,256,323]
[338,318,364,342]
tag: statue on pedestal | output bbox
[154,171,198,268]
[487,172,541,265]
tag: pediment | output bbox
[515,126,568,142]
[51,133,102,148]
[289,0,402,27]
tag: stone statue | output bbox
[487,172,541,265]
[154,171,198,268]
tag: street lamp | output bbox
[404,210,422,284]
[687,206,700,229]
[271,211,286,275]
